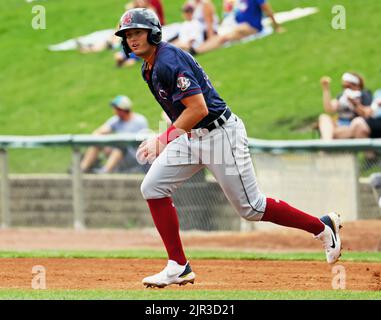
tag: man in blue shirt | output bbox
[114,8,342,288]
[191,0,284,55]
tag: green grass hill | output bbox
[1,0,380,172]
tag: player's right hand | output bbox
[136,137,166,164]
[136,140,148,164]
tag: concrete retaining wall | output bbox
[1,171,237,230]
[0,169,379,230]
[358,177,381,219]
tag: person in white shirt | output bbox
[171,3,205,51]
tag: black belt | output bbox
[204,108,232,132]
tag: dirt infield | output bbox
[0,220,380,291]
[0,220,380,252]
[0,258,380,291]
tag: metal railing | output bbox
[0,133,152,229]
[1,135,381,230]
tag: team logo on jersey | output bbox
[177,76,191,91]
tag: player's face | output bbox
[125,29,152,58]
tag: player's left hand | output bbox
[136,137,166,164]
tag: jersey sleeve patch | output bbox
[158,52,203,103]
[177,76,191,92]
[172,71,202,102]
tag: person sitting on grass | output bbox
[189,0,284,55]
[343,88,381,140]
[318,72,373,140]
[170,2,205,51]
[125,0,166,25]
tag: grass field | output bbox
[1,0,380,172]
[1,250,380,300]
[1,249,381,262]
[1,289,380,300]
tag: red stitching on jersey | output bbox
[173,88,202,100]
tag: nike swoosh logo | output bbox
[330,234,336,249]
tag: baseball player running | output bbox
[114,8,342,288]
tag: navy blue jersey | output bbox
[141,42,227,129]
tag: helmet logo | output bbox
[123,13,133,25]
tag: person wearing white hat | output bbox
[80,95,149,173]
[318,72,373,140]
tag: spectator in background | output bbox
[371,89,381,118]
[190,0,219,40]
[125,0,166,25]
[80,95,149,174]
[190,0,283,55]
[347,89,381,139]
[318,72,373,140]
[223,0,236,16]
[160,0,217,48]
[150,0,166,25]
[114,46,141,68]
[329,87,381,168]
[170,3,205,51]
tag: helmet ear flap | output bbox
[147,29,162,45]
[121,37,131,58]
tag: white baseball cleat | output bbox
[315,212,343,264]
[142,260,196,288]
